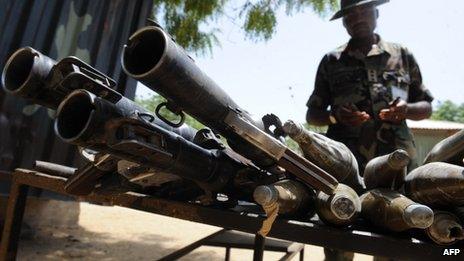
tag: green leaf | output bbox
[151,0,337,54]
[431,100,464,123]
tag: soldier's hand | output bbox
[334,104,370,126]
[379,99,408,124]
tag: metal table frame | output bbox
[1,169,462,261]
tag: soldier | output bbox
[306,0,433,260]
[306,0,433,173]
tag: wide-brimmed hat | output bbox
[330,0,389,21]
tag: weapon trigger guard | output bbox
[155,102,185,128]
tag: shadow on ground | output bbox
[17,226,224,260]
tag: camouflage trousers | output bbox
[331,123,418,174]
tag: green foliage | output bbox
[151,0,338,54]
[431,100,464,123]
[285,136,301,153]
[303,122,327,134]
[135,94,205,130]
[242,2,277,41]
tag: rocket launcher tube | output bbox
[2,47,119,109]
[2,47,57,106]
[54,90,264,194]
[122,26,255,133]
[2,47,196,141]
[122,26,271,164]
[55,90,217,182]
[122,26,338,194]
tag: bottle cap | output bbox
[403,204,434,229]
[254,185,278,206]
[330,195,357,220]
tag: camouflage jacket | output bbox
[307,36,433,170]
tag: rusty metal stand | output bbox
[158,229,304,261]
[1,169,463,261]
[253,234,265,261]
[0,182,28,261]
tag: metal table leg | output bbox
[253,234,265,261]
[0,181,29,261]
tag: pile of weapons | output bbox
[2,25,464,246]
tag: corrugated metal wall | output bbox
[0,0,154,196]
[411,129,459,165]
[0,0,153,173]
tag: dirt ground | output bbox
[13,200,374,260]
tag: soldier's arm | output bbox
[382,47,434,123]
[406,101,432,120]
[306,108,332,126]
[404,47,434,121]
[306,56,333,126]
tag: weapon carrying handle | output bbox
[59,57,116,88]
[58,57,121,103]
[155,102,185,128]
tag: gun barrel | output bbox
[122,26,338,194]
[54,90,258,192]
[122,26,257,130]
[55,90,104,146]
[2,47,59,108]
[121,27,274,166]
[3,47,197,142]
[55,89,195,147]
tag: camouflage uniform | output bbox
[307,35,433,172]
